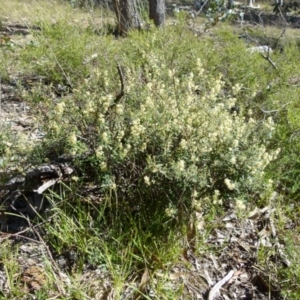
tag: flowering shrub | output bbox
[38,52,279,214]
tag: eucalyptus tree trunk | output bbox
[227,0,234,9]
[149,0,165,27]
[112,0,142,36]
[248,0,255,7]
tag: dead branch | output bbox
[195,0,210,16]
[260,101,291,114]
[115,64,125,103]
[106,64,125,116]
[261,51,277,69]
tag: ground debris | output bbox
[0,202,288,299]
[0,162,74,232]
[160,205,287,300]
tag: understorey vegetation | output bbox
[0,0,300,299]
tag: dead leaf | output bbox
[248,207,261,219]
[134,267,150,299]
[169,272,186,280]
[21,266,47,291]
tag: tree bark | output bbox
[248,0,255,7]
[227,0,234,9]
[149,0,165,27]
[112,0,142,36]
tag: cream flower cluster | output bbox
[44,55,278,204]
[129,56,277,193]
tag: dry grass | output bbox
[0,0,114,28]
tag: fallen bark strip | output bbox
[208,270,235,300]
[36,179,58,194]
